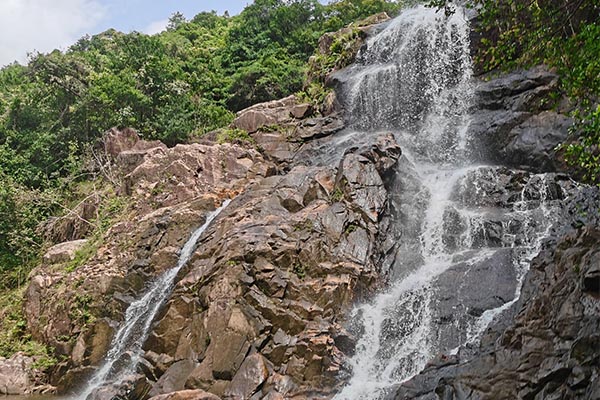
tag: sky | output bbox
[0,0,251,67]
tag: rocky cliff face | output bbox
[11,13,600,400]
[390,219,600,400]
[20,84,403,399]
[386,66,600,400]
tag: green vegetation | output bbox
[292,262,307,279]
[562,106,600,185]
[216,128,254,145]
[331,187,345,202]
[429,0,600,184]
[0,287,57,370]
[0,0,408,289]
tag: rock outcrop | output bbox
[17,11,599,400]
[0,352,55,395]
[23,66,401,399]
[142,133,401,399]
[390,213,600,400]
[468,66,573,172]
[24,139,273,392]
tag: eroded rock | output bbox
[0,352,55,395]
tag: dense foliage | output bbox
[0,0,406,288]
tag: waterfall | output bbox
[79,200,231,400]
[333,6,564,400]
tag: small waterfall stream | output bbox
[331,6,565,400]
[79,200,231,399]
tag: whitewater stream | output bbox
[79,200,231,400]
[329,6,564,400]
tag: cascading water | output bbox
[332,6,567,400]
[79,200,231,400]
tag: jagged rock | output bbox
[23,142,273,390]
[232,95,311,134]
[468,66,572,172]
[42,239,88,264]
[148,360,197,397]
[148,389,221,400]
[390,225,600,400]
[142,132,401,397]
[0,352,52,395]
[223,354,269,399]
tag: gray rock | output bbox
[389,226,600,400]
[42,239,88,264]
[467,66,571,172]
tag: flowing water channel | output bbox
[329,6,565,400]
[78,200,231,399]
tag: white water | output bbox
[334,6,565,400]
[79,200,231,400]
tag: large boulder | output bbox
[0,352,54,395]
[232,95,312,134]
[42,239,88,264]
[468,66,573,172]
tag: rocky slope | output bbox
[15,80,403,399]
[3,12,598,400]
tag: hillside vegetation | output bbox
[0,0,406,289]
[0,0,598,289]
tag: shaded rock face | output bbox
[467,66,572,172]
[390,204,600,400]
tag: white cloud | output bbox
[143,19,168,35]
[0,0,106,67]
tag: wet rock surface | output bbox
[468,66,572,172]
[389,198,600,400]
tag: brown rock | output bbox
[232,95,300,133]
[148,359,197,397]
[211,332,251,380]
[223,354,269,400]
[103,127,140,156]
[0,353,40,395]
[148,389,221,400]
